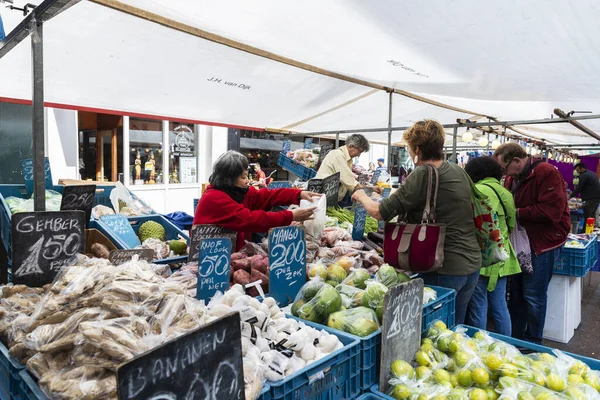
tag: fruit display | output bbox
[0,254,348,400]
[290,265,427,337]
[285,149,318,169]
[131,220,189,261]
[384,321,600,400]
[326,207,380,236]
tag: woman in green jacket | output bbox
[465,156,521,336]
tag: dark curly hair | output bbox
[465,156,503,183]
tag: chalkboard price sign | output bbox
[322,172,341,207]
[21,157,53,196]
[379,278,424,393]
[117,313,244,400]
[371,170,382,185]
[282,139,292,154]
[306,178,323,194]
[357,173,369,185]
[11,211,85,287]
[60,184,96,227]
[268,181,293,189]
[109,249,155,266]
[304,138,313,149]
[382,187,391,198]
[352,204,367,240]
[188,224,237,262]
[100,214,141,248]
[196,238,232,301]
[269,226,306,306]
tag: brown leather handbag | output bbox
[383,165,446,272]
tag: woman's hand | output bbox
[292,206,317,221]
[352,189,383,220]
[371,185,383,194]
[351,190,369,203]
[299,191,322,202]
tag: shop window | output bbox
[168,122,197,184]
[78,112,123,182]
[129,118,163,185]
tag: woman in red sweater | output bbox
[194,151,319,251]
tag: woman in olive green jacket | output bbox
[465,157,521,336]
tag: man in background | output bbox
[494,143,569,344]
[376,158,387,171]
[571,162,600,222]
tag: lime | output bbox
[391,360,415,379]
[416,366,432,379]
[533,372,546,386]
[538,353,556,365]
[391,384,410,400]
[437,336,451,353]
[517,392,535,400]
[455,351,471,368]
[450,373,459,387]
[421,343,434,353]
[422,338,434,346]
[499,363,519,378]
[434,369,451,384]
[433,320,448,330]
[472,368,489,385]
[485,354,503,371]
[457,369,473,387]
[469,388,487,400]
[449,340,462,354]
[583,372,600,391]
[545,373,566,392]
[485,387,499,400]
[569,361,589,376]
[568,374,584,385]
[416,351,432,367]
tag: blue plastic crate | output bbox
[268,317,361,400]
[97,215,190,264]
[421,285,456,331]
[357,394,387,399]
[277,153,317,181]
[554,236,598,276]
[258,384,271,400]
[371,324,600,399]
[0,340,25,400]
[16,371,47,400]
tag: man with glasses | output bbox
[494,143,570,344]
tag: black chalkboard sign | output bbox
[60,184,96,227]
[352,205,367,240]
[11,211,85,287]
[269,226,306,306]
[371,170,382,185]
[188,224,237,262]
[379,278,424,394]
[307,173,340,207]
[357,173,369,185]
[117,313,244,400]
[322,172,341,207]
[109,249,155,266]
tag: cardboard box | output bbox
[85,228,117,257]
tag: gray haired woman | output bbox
[194,151,320,250]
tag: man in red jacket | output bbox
[494,143,570,344]
[194,151,319,251]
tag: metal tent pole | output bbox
[387,92,393,173]
[451,127,458,163]
[31,19,45,211]
[335,133,339,148]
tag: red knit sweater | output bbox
[193,185,302,251]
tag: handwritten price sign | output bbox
[268,226,306,306]
[196,238,232,301]
[60,184,96,227]
[11,211,85,287]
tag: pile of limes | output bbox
[386,321,600,400]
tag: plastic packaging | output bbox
[301,194,326,239]
[294,284,342,324]
[340,268,370,289]
[327,306,379,337]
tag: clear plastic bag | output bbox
[340,268,371,289]
[301,194,326,239]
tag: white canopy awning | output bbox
[1,0,600,146]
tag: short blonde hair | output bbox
[403,120,445,161]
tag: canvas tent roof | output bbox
[1,0,600,147]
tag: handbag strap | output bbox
[430,166,440,222]
[421,164,440,223]
[421,165,434,223]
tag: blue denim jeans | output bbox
[466,276,511,336]
[508,248,560,344]
[420,270,480,326]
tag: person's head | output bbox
[345,134,370,158]
[493,143,528,177]
[368,162,375,170]
[209,150,249,189]
[465,156,503,183]
[574,162,587,175]
[403,120,445,165]
[377,158,385,167]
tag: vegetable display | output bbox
[326,207,380,236]
[285,149,318,169]
[385,321,600,399]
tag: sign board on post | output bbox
[109,249,155,266]
[100,214,141,248]
[379,278,424,394]
[306,178,323,194]
[268,181,293,189]
[188,224,237,262]
[21,157,53,195]
[322,172,341,207]
[269,226,306,306]
[352,204,367,240]
[371,170,382,185]
[382,187,391,198]
[357,173,369,185]
[196,238,232,301]
[60,184,96,227]
[117,313,244,400]
[11,211,85,287]
[282,139,292,154]
[304,138,313,149]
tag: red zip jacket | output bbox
[193,185,302,251]
[505,159,570,255]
